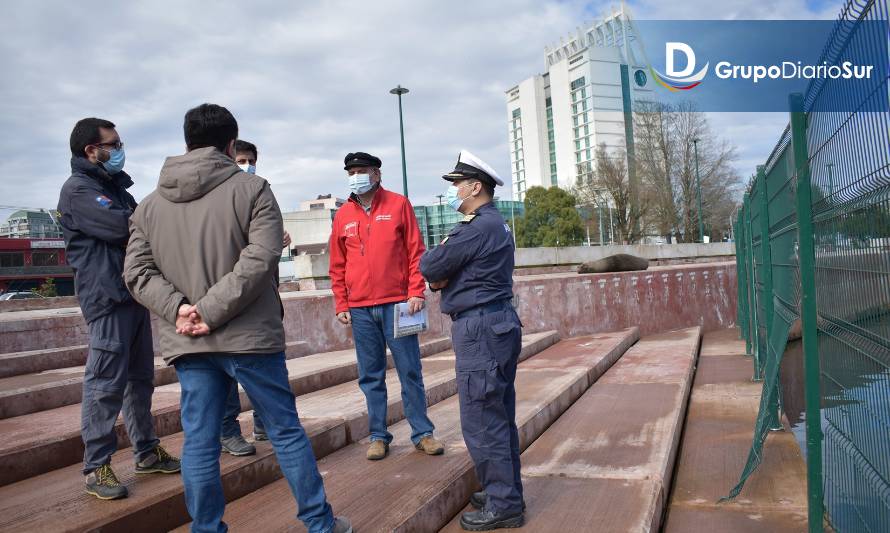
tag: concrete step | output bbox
[0,341,311,419]
[0,332,559,533]
[194,328,638,532]
[440,326,701,533]
[663,329,808,532]
[0,336,453,486]
[0,345,88,379]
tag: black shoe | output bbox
[253,428,269,441]
[460,508,524,531]
[135,445,181,474]
[85,464,128,500]
[221,435,257,456]
[470,492,526,512]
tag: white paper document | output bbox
[393,302,428,338]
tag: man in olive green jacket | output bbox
[123,104,349,533]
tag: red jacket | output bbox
[329,186,426,313]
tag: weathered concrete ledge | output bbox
[0,262,737,356]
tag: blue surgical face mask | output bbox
[238,163,256,174]
[446,183,471,211]
[349,173,374,195]
[100,148,126,174]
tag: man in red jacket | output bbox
[329,152,444,461]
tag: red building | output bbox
[0,238,74,295]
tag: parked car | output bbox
[0,291,45,301]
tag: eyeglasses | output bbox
[95,141,124,151]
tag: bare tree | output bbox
[574,143,647,244]
[634,102,743,242]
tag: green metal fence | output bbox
[728,1,889,531]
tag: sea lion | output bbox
[578,254,649,274]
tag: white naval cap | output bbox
[442,150,504,187]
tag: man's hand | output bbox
[407,297,424,315]
[176,304,211,337]
[283,231,292,249]
[337,311,351,325]
[429,279,449,290]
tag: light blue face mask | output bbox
[100,148,126,174]
[238,163,257,174]
[445,183,471,211]
[349,173,374,195]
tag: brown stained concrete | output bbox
[0,340,308,418]
[175,330,638,532]
[0,416,345,533]
[0,335,561,532]
[440,327,701,533]
[0,335,462,486]
[0,345,88,378]
[0,263,738,355]
[445,476,662,533]
[663,328,809,533]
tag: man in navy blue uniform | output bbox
[57,118,180,500]
[420,150,524,531]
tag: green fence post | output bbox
[757,166,774,382]
[757,165,783,429]
[743,193,757,362]
[736,212,750,347]
[789,92,824,533]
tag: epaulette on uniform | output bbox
[461,214,477,224]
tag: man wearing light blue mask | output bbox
[218,139,291,457]
[329,151,444,461]
[58,118,181,500]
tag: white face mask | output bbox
[348,173,374,195]
[238,163,256,174]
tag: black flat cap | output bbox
[344,152,382,170]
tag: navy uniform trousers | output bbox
[81,299,160,474]
[452,304,524,514]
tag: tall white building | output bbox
[505,7,654,200]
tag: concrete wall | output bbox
[514,243,735,267]
[0,262,737,355]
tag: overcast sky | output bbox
[0,0,838,220]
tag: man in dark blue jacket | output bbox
[57,118,180,500]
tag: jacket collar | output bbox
[70,156,134,189]
[348,184,387,211]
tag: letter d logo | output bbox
[649,42,709,92]
[666,42,696,77]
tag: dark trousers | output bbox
[81,300,160,474]
[452,306,524,514]
[221,380,265,438]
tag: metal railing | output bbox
[728,1,889,531]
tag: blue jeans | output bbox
[174,352,333,533]
[221,380,265,438]
[350,303,435,445]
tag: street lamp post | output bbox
[693,137,704,243]
[390,85,410,198]
[435,193,445,244]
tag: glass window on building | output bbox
[512,108,521,119]
[570,77,586,90]
[0,253,25,268]
[32,251,58,266]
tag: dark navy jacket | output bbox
[419,202,515,315]
[57,157,138,323]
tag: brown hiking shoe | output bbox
[415,435,445,455]
[367,440,389,460]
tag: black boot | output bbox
[460,508,524,531]
[470,492,526,512]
